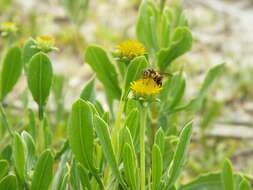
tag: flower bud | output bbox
[0,22,18,37]
[35,36,58,53]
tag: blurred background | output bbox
[1,0,253,181]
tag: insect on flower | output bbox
[131,78,162,97]
[131,68,172,97]
[142,68,173,87]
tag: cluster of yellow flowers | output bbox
[0,21,57,53]
[116,40,162,98]
[0,20,160,98]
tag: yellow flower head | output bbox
[35,36,57,52]
[36,36,55,46]
[1,22,15,27]
[131,78,162,97]
[116,40,145,57]
[0,22,17,36]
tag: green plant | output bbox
[0,0,252,190]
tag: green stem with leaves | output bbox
[140,104,147,190]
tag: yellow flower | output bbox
[116,40,145,57]
[35,36,57,52]
[36,36,55,47]
[1,22,15,27]
[131,78,162,97]
[0,22,17,36]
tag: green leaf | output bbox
[21,131,37,172]
[161,134,175,168]
[116,60,127,79]
[198,63,225,99]
[0,105,13,136]
[123,143,138,190]
[0,175,17,190]
[0,46,22,100]
[93,115,126,188]
[70,159,81,190]
[119,127,135,162]
[52,151,70,190]
[77,164,92,190]
[221,159,234,190]
[68,99,94,170]
[94,100,105,116]
[170,63,225,114]
[22,38,40,70]
[238,179,251,190]
[85,45,121,100]
[124,108,140,140]
[56,173,69,190]
[152,144,163,190]
[179,173,222,190]
[165,121,193,189]
[126,99,141,115]
[160,8,173,48]
[31,150,54,190]
[157,27,192,70]
[173,6,189,28]
[154,128,165,157]
[179,172,244,190]
[167,72,186,109]
[136,0,159,51]
[28,109,37,138]
[123,56,148,97]
[0,145,11,163]
[187,63,225,111]
[27,52,53,120]
[80,76,96,103]
[12,133,26,182]
[102,111,110,124]
[0,160,9,180]
[86,101,100,116]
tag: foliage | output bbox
[0,0,251,190]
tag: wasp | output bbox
[142,68,172,87]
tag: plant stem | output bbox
[54,140,69,161]
[150,103,159,151]
[140,106,147,190]
[38,118,44,152]
[39,106,44,120]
